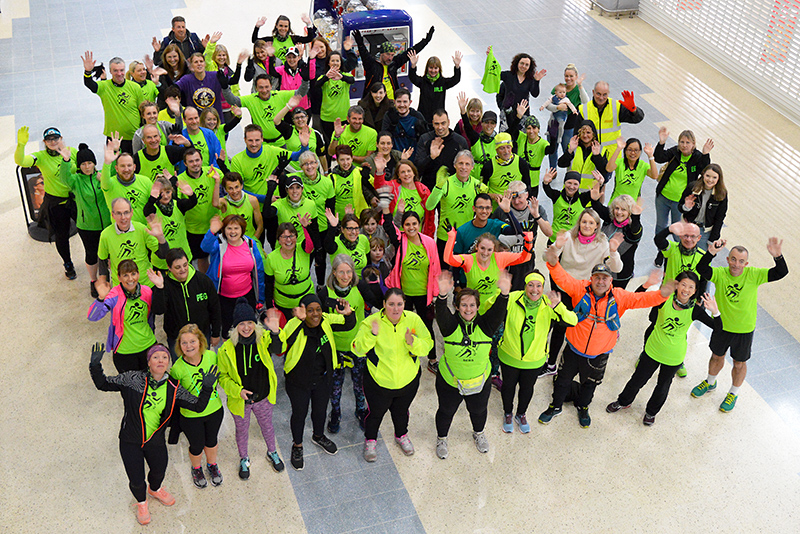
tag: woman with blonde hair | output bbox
[168,324,224,488]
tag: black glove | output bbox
[216,69,229,90]
[274,153,291,176]
[90,342,105,366]
[352,29,362,42]
[426,26,435,41]
[200,365,219,389]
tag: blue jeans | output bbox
[654,193,682,236]
[548,127,573,169]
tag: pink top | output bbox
[219,241,255,298]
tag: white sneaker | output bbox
[473,431,489,453]
[436,437,448,459]
[363,439,377,462]
[395,434,415,456]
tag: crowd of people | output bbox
[14,12,788,526]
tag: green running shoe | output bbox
[691,380,717,398]
[676,363,687,378]
[719,393,738,412]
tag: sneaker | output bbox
[363,439,378,462]
[290,445,304,470]
[473,431,489,453]
[502,413,514,433]
[239,457,251,479]
[538,405,562,424]
[577,406,591,428]
[541,364,558,377]
[643,413,656,426]
[676,363,687,378]
[719,392,738,413]
[606,401,630,413]
[515,414,531,433]
[206,463,223,486]
[427,360,439,374]
[436,437,448,459]
[395,434,415,456]
[491,375,503,391]
[135,502,151,525]
[64,261,77,280]
[312,434,338,455]
[327,410,341,434]
[267,451,285,472]
[191,466,207,489]
[90,280,99,298]
[691,379,717,398]
[147,486,175,506]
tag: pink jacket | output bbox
[87,285,155,351]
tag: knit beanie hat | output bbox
[76,143,97,166]
[232,297,256,327]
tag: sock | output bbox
[706,374,718,385]
[729,386,740,395]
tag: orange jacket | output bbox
[549,261,667,356]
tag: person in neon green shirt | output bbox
[691,237,788,412]
[142,177,197,271]
[101,135,155,224]
[167,324,224,488]
[604,136,658,202]
[433,270,511,459]
[81,52,144,153]
[229,124,295,198]
[15,126,79,278]
[328,106,377,165]
[220,72,308,145]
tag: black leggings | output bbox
[435,371,491,437]
[113,349,149,373]
[284,378,331,445]
[404,295,435,360]
[77,228,101,265]
[617,351,681,416]
[500,362,542,415]
[363,369,421,440]
[119,437,168,502]
[45,194,73,264]
[552,345,610,409]
[547,281,573,366]
[181,408,224,456]
[219,290,257,339]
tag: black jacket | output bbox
[653,144,710,198]
[413,129,469,189]
[381,108,429,152]
[154,268,222,339]
[354,28,433,98]
[678,183,728,242]
[408,66,461,122]
[91,365,211,445]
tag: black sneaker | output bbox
[643,413,656,426]
[191,466,207,488]
[64,261,77,280]
[606,401,630,413]
[312,434,338,455]
[538,405,562,424]
[90,280,99,298]
[267,451,285,472]
[427,360,439,374]
[577,406,591,428]
[238,457,251,480]
[290,445,304,470]
[206,463,223,486]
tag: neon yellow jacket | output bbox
[217,332,277,416]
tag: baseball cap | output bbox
[285,46,300,57]
[591,264,614,278]
[43,127,62,140]
[285,175,304,189]
[481,111,497,124]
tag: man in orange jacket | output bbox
[538,244,675,428]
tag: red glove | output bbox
[620,90,636,112]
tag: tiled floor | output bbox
[2,0,800,533]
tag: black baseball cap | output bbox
[43,127,62,140]
[591,264,614,278]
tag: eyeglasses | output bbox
[279,234,296,240]
[344,226,360,232]
[301,161,317,167]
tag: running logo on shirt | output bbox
[118,239,138,258]
[451,193,470,211]
[725,283,743,301]
[328,84,344,98]
[163,219,179,240]
[405,248,425,268]
[127,300,147,323]
[262,103,276,120]
[117,91,131,105]
[193,183,209,203]
[348,137,363,152]
[474,276,494,293]
[252,164,267,181]
[661,316,683,335]
[126,188,143,205]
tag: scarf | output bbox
[123,283,142,300]
[578,233,596,245]
[612,218,630,228]
[426,73,440,83]
[226,193,246,208]
[157,199,174,217]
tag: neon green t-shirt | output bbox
[332,234,370,274]
[239,91,294,143]
[95,79,144,139]
[230,146,290,197]
[31,148,77,197]
[515,134,548,187]
[396,185,423,222]
[97,221,160,287]
[320,79,352,122]
[273,197,317,237]
[661,153,690,202]
[150,203,192,270]
[339,125,377,158]
[136,148,175,181]
[116,296,155,353]
[662,242,705,285]
[296,171,335,231]
[142,382,168,439]
[427,174,487,241]
[169,350,222,418]
[263,247,313,308]
[611,157,650,201]
[178,167,218,234]
[645,296,696,366]
[711,266,770,333]
[401,241,429,297]
[101,166,153,225]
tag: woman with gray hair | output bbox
[318,254,373,433]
